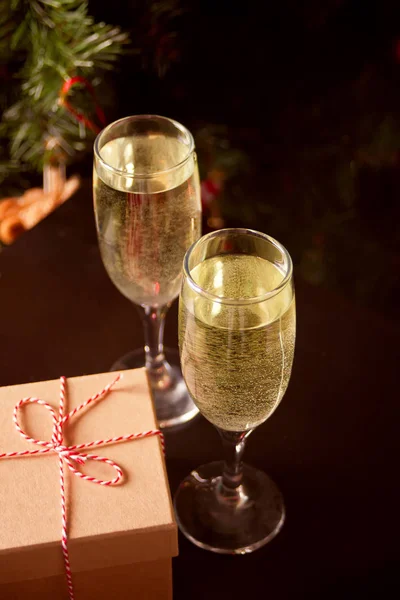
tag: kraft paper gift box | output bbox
[0,369,178,599]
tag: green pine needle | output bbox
[0,0,130,181]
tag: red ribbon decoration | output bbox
[59,76,107,134]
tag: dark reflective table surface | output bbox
[0,184,398,598]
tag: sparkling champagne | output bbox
[180,254,296,431]
[94,135,201,307]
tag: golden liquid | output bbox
[94,136,201,307]
[179,254,296,431]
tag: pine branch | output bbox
[0,0,130,182]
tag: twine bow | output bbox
[0,374,164,600]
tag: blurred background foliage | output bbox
[1,0,399,316]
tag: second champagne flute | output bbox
[93,115,202,428]
[174,228,296,552]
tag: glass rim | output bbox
[183,228,293,305]
[93,114,195,180]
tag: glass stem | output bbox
[218,429,251,490]
[139,305,169,371]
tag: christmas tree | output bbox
[0,0,128,243]
[0,0,128,183]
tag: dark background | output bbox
[87,0,400,318]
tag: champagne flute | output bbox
[174,228,296,552]
[93,115,202,428]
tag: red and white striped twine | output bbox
[0,374,164,600]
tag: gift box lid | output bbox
[0,369,178,584]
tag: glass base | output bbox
[174,461,285,554]
[110,348,199,429]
